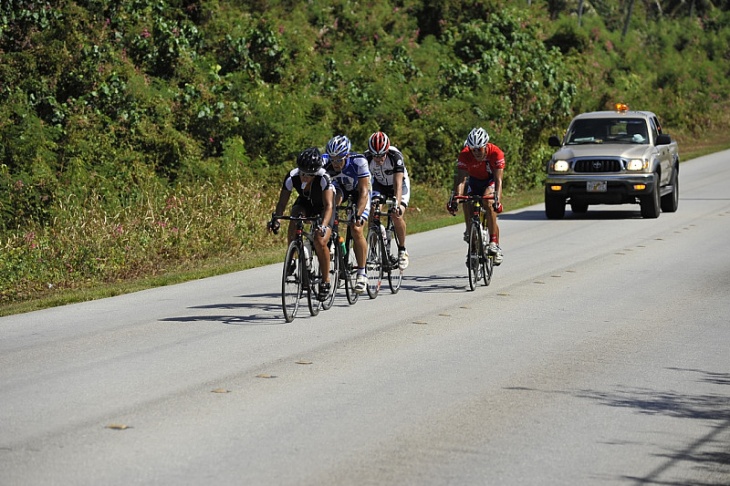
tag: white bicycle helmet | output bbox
[465,127,489,149]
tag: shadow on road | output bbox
[505,368,730,485]
[401,274,473,293]
[158,291,366,326]
[159,292,287,325]
[501,208,652,221]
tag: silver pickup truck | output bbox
[545,105,679,219]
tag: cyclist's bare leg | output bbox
[462,201,472,236]
[393,204,407,246]
[313,228,331,283]
[288,204,307,244]
[483,187,499,243]
[350,221,367,268]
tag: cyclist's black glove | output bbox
[268,215,281,234]
[446,193,458,215]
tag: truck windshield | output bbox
[566,118,648,145]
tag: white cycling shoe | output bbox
[488,242,504,266]
[355,274,368,294]
[398,250,409,270]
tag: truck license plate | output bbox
[587,181,607,192]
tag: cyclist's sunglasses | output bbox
[372,153,386,160]
[330,155,346,164]
[299,170,318,177]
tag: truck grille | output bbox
[574,159,622,173]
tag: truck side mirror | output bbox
[656,134,672,146]
[548,135,562,147]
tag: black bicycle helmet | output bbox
[296,147,324,173]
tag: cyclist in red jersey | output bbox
[447,127,505,265]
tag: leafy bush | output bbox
[2,0,730,304]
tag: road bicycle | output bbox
[454,194,496,291]
[327,199,361,306]
[271,214,326,322]
[366,196,404,297]
[319,201,359,309]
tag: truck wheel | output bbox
[660,168,679,213]
[640,175,661,218]
[545,191,566,219]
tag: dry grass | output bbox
[2,132,728,317]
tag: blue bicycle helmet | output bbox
[326,135,351,159]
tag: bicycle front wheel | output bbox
[386,227,403,293]
[482,243,494,287]
[282,241,304,322]
[366,229,383,299]
[344,232,359,305]
[306,245,321,317]
[467,223,482,291]
[321,238,339,310]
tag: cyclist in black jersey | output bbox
[268,147,335,301]
[365,131,410,269]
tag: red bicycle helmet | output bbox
[368,131,390,156]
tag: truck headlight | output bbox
[626,159,648,171]
[552,160,569,172]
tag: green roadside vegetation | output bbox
[3,135,729,318]
[3,1,730,316]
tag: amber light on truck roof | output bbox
[615,102,629,112]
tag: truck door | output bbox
[650,116,670,185]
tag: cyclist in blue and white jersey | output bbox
[365,131,410,270]
[323,135,371,294]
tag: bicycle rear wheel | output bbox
[282,241,303,322]
[467,223,482,291]
[482,245,494,286]
[344,231,359,305]
[321,238,339,310]
[480,216,494,286]
[366,228,383,299]
[386,226,403,293]
[306,245,321,316]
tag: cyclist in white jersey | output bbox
[365,131,410,270]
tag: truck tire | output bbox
[660,167,679,213]
[640,174,661,218]
[545,190,566,219]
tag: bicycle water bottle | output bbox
[303,244,311,268]
[339,235,346,254]
[380,224,386,241]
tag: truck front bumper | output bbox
[545,172,656,204]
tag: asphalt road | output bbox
[2,151,729,485]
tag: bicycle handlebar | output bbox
[273,215,322,223]
[270,214,322,236]
[371,196,398,214]
[453,194,495,202]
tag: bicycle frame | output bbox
[369,196,403,294]
[333,199,360,305]
[454,194,495,290]
[273,214,322,322]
